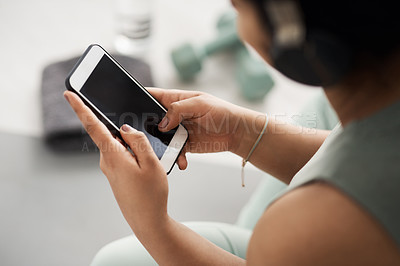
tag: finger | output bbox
[115,136,126,147]
[177,152,188,170]
[158,96,205,132]
[120,124,158,167]
[147,87,202,109]
[64,91,117,152]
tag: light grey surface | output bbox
[0,132,263,266]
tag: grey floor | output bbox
[0,132,264,266]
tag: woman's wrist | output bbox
[230,108,267,158]
[129,211,171,239]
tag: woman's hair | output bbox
[248,0,400,61]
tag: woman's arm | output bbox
[64,91,244,265]
[150,88,329,184]
[139,217,245,266]
[232,107,330,184]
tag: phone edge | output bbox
[64,44,124,142]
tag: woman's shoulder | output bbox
[286,101,400,247]
[247,182,400,265]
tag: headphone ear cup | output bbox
[271,46,322,86]
[271,30,352,87]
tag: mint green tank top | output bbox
[284,101,400,246]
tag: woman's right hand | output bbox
[147,88,256,170]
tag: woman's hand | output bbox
[64,91,168,233]
[148,88,258,169]
[63,90,246,265]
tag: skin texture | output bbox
[150,87,329,183]
[64,0,400,264]
[248,183,400,266]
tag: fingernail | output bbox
[64,92,70,103]
[159,117,169,129]
[121,124,135,132]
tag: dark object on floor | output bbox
[41,55,154,152]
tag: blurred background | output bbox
[0,0,318,265]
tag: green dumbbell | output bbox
[171,12,242,81]
[220,12,274,100]
[221,12,274,100]
[236,47,275,101]
[171,11,274,101]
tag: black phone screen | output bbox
[80,54,176,159]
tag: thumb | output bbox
[120,124,158,166]
[158,97,204,132]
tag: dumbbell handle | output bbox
[203,29,242,56]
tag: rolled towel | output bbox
[41,55,154,152]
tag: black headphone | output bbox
[262,0,352,87]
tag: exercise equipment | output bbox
[171,12,241,81]
[235,48,274,101]
[171,12,274,101]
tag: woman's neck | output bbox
[324,54,400,127]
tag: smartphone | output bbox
[65,44,188,174]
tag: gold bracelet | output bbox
[241,114,269,187]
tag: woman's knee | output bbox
[90,222,252,265]
[90,235,157,266]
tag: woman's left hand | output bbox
[64,91,169,233]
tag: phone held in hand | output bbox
[65,44,188,174]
